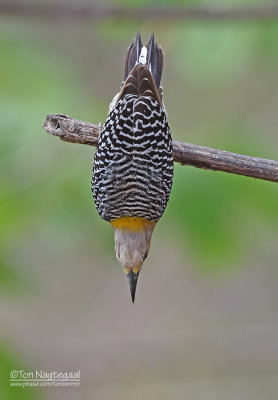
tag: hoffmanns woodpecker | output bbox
[92,33,173,302]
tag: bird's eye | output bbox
[143,251,148,260]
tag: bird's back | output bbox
[92,33,173,223]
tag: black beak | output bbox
[127,270,140,303]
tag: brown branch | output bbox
[1,3,278,22]
[43,114,278,183]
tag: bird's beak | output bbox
[127,270,140,303]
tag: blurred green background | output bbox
[1,1,278,399]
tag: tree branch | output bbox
[43,114,278,183]
[1,3,278,22]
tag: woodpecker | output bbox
[92,33,173,302]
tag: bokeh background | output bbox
[1,1,278,399]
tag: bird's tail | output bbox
[118,32,164,104]
[124,32,164,90]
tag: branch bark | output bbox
[43,114,278,183]
[1,3,278,22]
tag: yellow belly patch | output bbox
[110,216,154,232]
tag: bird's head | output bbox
[111,217,156,303]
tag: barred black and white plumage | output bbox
[91,32,174,302]
[92,33,173,223]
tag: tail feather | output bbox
[146,33,163,90]
[119,32,164,105]
[124,32,142,81]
